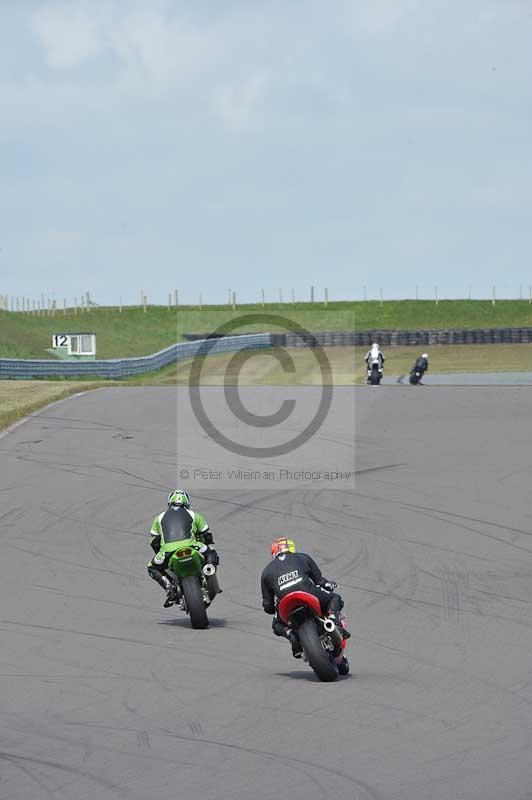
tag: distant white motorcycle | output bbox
[366,357,383,385]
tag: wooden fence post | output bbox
[492,285,496,306]
[310,285,314,303]
[435,286,439,306]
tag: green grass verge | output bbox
[0,381,113,430]
[134,343,532,386]
[2,342,532,432]
[3,300,532,359]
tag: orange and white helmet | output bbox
[271,537,296,559]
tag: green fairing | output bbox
[166,536,205,579]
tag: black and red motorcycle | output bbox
[278,590,349,682]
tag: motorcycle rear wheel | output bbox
[298,619,338,682]
[181,575,209,629]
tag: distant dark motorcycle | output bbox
[409,356,428,385]
[409,367,425,385]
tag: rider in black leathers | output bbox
[260,537,350,657]
[414,353,429,374]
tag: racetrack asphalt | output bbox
[1,386,532,799]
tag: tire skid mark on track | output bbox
[8,726,365,800]
[401,502,532,540]
[0,618,267,673]
[4,387,532,799]
[31,583,164,614]
[0,751,128,797]
[4,540,143,580]
[163,731,381,800]
[351,633,532,709]
[407,507,532,556]
[342,575,532,628]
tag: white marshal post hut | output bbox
[50,332,97,360]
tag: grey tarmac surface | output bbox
[386,371,532,385]
[1,385,532,799]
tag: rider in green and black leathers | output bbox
[147,490,219,607]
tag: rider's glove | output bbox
[322,580,337,592]
[201,530,214,545]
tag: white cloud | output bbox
[31,2,107,68]
[346,0,419,35]
[29,0,275,123]
[213,71,272,131]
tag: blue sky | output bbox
[1,0,531,306]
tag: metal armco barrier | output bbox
[0,334,272,379]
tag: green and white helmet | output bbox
[168,489,191,508]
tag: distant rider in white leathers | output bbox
[365,342,385,372]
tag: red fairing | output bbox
[278,591,322,623]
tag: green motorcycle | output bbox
[166,537,220,629]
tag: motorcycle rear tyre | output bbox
[298,619,338,682]
[206,572,220,601]
[181,575,209,629]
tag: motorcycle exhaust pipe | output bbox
[202,563,216,577]
[323,618,336,633]
[322,617,343,646]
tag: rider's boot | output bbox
[328,611,351,640]
[338,655,350,675]
[287,629,303,659]
[159,574,179,607]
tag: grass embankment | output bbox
[0,381,111,430]
[2,343,532,431]
[3,300,532,359]
[136,344,532,386]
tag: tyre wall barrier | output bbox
[0,333,272,379]
[281,328,532,347]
